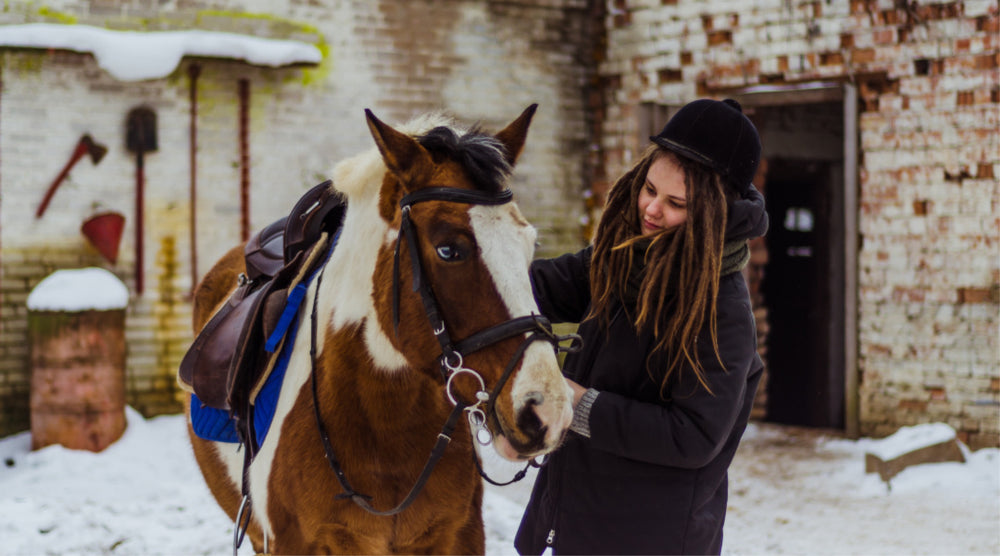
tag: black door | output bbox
[762,158,844,428]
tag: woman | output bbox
[515,98,769,555]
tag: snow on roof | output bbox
[0,23,322,82]
[27,267,129,312]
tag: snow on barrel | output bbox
[27,268,129,452]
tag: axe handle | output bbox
[35,141,89,219]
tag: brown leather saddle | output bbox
[179,180,346,414]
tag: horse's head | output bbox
[364,106,573,460]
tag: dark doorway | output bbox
[762,159,845,428]
[751,100,847,430]
[649,89,859,432]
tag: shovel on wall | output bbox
[126,107,157,294]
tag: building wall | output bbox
[3,0,996,449]
[0,0,599,436]
[596,0,999,447]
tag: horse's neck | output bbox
[318,328,448,434]
[312,171,451,434]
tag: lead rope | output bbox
[471,451,545,487]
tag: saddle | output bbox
[179,180,346,416]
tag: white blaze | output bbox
[468,203,574,444]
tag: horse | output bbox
[185,105,575,554]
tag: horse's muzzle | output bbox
[492,389,573,461]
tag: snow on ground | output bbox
[1,408,997,555]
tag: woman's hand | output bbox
[566,378,587,407]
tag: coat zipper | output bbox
[546,528,556,546]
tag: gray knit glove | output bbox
[569,388,600,438]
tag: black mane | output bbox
[417,126,511,193]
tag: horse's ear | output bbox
[494,104,538,166]
[365,109,432,190]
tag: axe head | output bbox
[81,134,108,165]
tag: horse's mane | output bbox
[331,113,511,199]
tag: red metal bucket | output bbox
[81,212,125,264]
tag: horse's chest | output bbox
[263,391,481,548]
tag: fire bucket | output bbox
[81,212,125,264]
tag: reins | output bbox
[309,185,580,516]
[310,256,469,515]
[232,185,581,552]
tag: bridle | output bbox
[310,185,581,516]
[233,185,580,552]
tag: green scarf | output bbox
[720,239,751,277]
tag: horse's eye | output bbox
[436,244,465,262]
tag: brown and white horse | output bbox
[186,106,574,554]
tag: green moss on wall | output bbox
[37,6,77,24]
[194,9,331,86]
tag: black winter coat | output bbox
[515,189,768,556]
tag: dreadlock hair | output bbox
[589,146,735,397]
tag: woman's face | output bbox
[638,155,688,235]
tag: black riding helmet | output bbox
[650,98,761,193]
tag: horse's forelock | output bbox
[332,114,510,200]
[417,126,512,194]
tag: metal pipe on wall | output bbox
[0,70,4,335]
[238,78,250,243]
[188,64,200,295]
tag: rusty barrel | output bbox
[27,268,129,452]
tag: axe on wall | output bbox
[35,134,108,219]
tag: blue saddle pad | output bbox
[190,230,337,446]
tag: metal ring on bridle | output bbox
[467,407,493,446]
[445,366,486,407]
[443,351,464,372]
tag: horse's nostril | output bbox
[514,400,548,453]
[524,391,545,406]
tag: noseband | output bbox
[309,185,580,517]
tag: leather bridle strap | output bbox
[309,259,469,516]
[313,185,581,516]
[390,185,583,433]
[454,314,564,356]
[392,204,454,361]
[391,187,514,365]
[400,186,514,207]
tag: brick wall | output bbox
[0,0,599,437]
[6,1,994,448]
[596,0,999,447]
